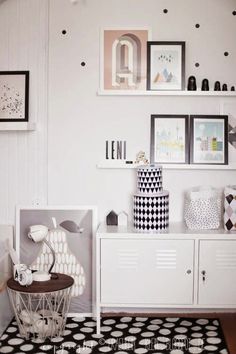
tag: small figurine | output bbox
[231,86,235,91]
[135,151,149,165]
[201,78,209,91]
[106,211,118,226]
[222,84,228,91]
[118,211,128,226]
[187,76,197,91]
[214,81,221,91]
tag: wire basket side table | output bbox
[7,273,74,340]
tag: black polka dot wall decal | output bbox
[195,62,200,67]
[62,30,67,35]
[81,62,86,67]
[224,51,229,56]
[232,10,236,15]
[163,8,168,14]
[195,23,200,28]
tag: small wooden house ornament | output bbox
[118,211,128,226]
[106,210,118,225]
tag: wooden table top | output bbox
[7,273,74,293]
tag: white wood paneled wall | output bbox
[0,0,48,224]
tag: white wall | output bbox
[0,0,48,224]
[48,0,236,223]
[0,0,235,224]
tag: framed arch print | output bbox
[147,41,185,91]
[100,28,151,91]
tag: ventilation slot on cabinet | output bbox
[118,250,138,269]
[216,251,236,269]
[156,249,176,269]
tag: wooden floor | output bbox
[104,312,236,353]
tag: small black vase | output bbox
[222,84,228,91]
[187,76,197,91]
[214,81,221,91]
[231,86,235,91]
[201,78,209,91]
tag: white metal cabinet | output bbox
[199,240,236,305]
[101,238,194,305]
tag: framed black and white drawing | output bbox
[190,115,228,165]
[0,71,29,121]
[150,114,189,164]
[147,41,185,91]
[16,206,97,316]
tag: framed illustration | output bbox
[101,27,151,91]
[150,114,189,164]
[190,115,228,165]
[16,205,97,316]
[0,71,29,121]
[147,41,185,91]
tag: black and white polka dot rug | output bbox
[0,316,229,353]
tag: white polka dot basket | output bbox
[184,186,222,230]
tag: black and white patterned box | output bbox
[137,164,163,194]
[133,192,169,231]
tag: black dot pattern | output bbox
[62,30,67,35]
[195,23,200,28]
[0,316,229,353]
[195,63,200,67]
[232,10,236,16]
[81,62,86,67]
[163,8,168,13]
[224,51,229,56]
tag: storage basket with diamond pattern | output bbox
[224,185,236,231]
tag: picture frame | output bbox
[190,115,228,165]
[100,27,151,91]
[16,205,97,317]
[147,41,185,91]
[150,114,189,164]
[0,71,29,122]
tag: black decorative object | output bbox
[195,63,200,67]
[201,78,209,91]
[106,210,118,225]
[224,52,229,56]
[163,8,168,13]
[195,23,200,28]
[62,30,67,35]
[81,62,86,67]
[187,76,197,91]
[214,81,221,91]
[231,86,235,91]
[222,84,228,91]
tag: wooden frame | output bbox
[147,41,185,91]
[16,205,97,317]
[150,114,189,164]
[190,115,228,165]
[0,71,29,122]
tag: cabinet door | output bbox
[101,239,194,305]
[199,240,236,305]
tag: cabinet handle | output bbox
[186,269,192,274]
[201,270,206,282]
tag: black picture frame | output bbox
[190,115,228,165]
[0,71,29,122]
[150,114,189,164]
[147,41,185,91]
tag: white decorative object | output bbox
[184,186,222,230]
[133,164,169,231]
[118,211,128,226]
[224,185,236,231]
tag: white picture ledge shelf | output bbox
[0,122,36,131]
[97,90,236,97]
[97,162,236,170]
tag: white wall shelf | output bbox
[0,122,36,131]
[97,89,236,97]
[97,162,236,170]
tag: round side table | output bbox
[7,273,74,340]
